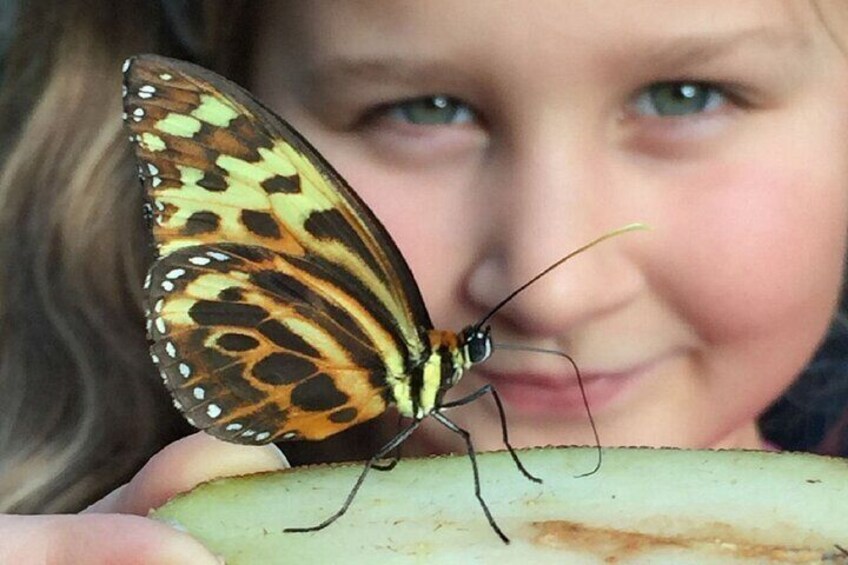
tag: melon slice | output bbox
[152,447,848,563]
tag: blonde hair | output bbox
[0,0,253,512]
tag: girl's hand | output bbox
[0,432,289,564]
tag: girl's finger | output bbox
[0,513,223,565]
[86,431,289,515]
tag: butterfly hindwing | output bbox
[146,243,392,442]
[124,54,432,443]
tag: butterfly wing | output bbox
[123,54,431,443]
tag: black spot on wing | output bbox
[189,300,267,327]
[252,352,317,385]
[216,332,260,352]
[329,407,358,423]
[261,174,301,194]
[184,211,220,235]
[241,209,281,239]
[197,171,228,192]
[218,287,244,302]
[291,373,348,411]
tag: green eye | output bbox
[388,95,474,125]
[634,82,725,117]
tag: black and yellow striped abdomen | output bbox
[388,330,469,420]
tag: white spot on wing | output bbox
[207,251,230,262]
[189,256,211,266]
[122,58,131,73]
[160,72,173,81]
[193,387,205,400]
[207,404,222,419]
[155,317,166,334]
[147,163,159,176]
[226,423,243,432]
[179,363,191,378]
[138,85,157,99]
[165,341,177,358]
[161,280,175,292]
[165,268,186,280]
[255,431,271,442]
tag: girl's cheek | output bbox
[652,161,847,345]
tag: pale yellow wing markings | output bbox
[125,55,429,382]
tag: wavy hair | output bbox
[0,0,253,513]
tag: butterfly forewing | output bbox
[124,54,432,443]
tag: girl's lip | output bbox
[476,357,663,417]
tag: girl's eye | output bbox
[632,82,728,117]
[383,95,476,126]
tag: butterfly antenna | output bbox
[494,342,601,478]
[475,223,648,328]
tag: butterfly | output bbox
[122,54,642,543]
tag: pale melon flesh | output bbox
[152,447,848,564]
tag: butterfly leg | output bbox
[431,411,510,544]
[284,417,424,534]
[373,412,405,472]
[440,384,542,484]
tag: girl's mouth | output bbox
[476,356,665,418]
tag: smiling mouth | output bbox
[475,355,666,418]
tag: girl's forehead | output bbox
[257,1,844,71]
[253,1,846,99]
[263,1,834,41]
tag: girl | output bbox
[2,1,847,561]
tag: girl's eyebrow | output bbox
[635,25,809,70]
[303,57,460,89]
[300,24,809,93]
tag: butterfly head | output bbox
[460,325,493,367]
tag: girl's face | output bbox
[252,1,848,452]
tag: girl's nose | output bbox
[465,121,646,335]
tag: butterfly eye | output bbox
[462,326,493,364]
